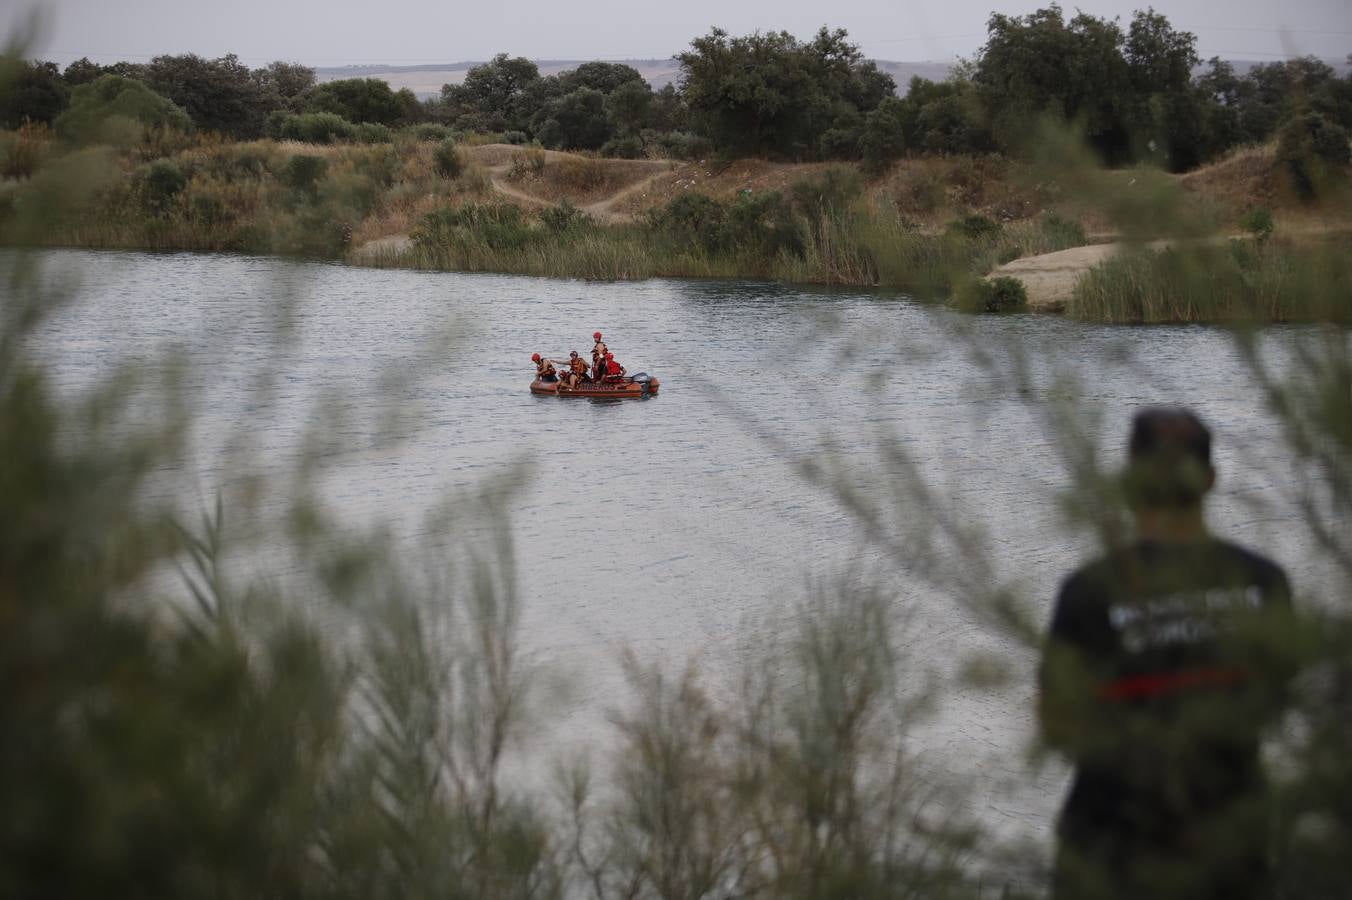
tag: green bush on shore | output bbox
[955,275,1029,312]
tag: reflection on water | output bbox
[22,249,1325,845]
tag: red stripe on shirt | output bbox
[1098,666,1248,701]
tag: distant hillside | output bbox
[315,59,958,100]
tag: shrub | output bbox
[1240,207,1275,241]
[187,190,232,226]
[409,122,454,142]
[352,122,393,144]
[352,145,402,187]
[956,276,1028,312]
[0,122,51,179]
[324,172,380,216]
[727,191,805,258]
[282,154,328,195]
[502,130,529,145]
[432,139,462,179]
[791,166,863,221]
[136,159,187,215]
[207,144,274,179]
[600,136,644,159]
[647,193,727,253]
[890,168,945,215]
[1275,112,1352,201]
[551,157,609,193]
[507,149,545,180]
[946,214,1003,240]
[539,200,591,233]
[645,190,803,260]
[412,203,532,252]
[1038,213,1087,247]
[275,112,357,144]
[818,127,862,160]
[641,130,712,160]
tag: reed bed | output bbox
[1068,236,1352,323]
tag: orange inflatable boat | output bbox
[530,373,660,398]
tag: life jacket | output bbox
[536,359,556,376]
[570,357,588,375]
[592,341,607,363]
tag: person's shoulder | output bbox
[1208,537,1288,584]
[1056,552,1118,603]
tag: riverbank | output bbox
[3,129,1349,320]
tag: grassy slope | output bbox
[5,129,1348,317]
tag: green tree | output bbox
[1241,57,1340,142]
[55,74,191,144]
[144,53,267,138]
[604,78,653,137]
[441,54,541,132]
[61,56,106,87]
[558,61,645,95]
[974,5,1133,162]
[1122,9,1206,170]
[253,60,316,111]
[678,26,896,160]
[648,83,689,132]
[903,73,992,155]
[860,96,908,172]
[0,59,70,128]
[1195,58,1254,155]
[305,77,409,126]
[533,88,612,150]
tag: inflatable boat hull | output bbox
[530,377,659,398]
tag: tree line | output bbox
[3,6,1350,172]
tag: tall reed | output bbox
[1068,237,1352,323]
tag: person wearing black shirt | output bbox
[1039,407,1295,900]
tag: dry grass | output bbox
[1177,143,1281,227]
[497,152,665,206]
[872,156,1055,227]
[609,158,841,218]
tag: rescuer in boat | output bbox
[531,353,558,382]
[591,331,608,380]
[601,351,626,383]
[563,351,590,389]
[1039,407,1296,900]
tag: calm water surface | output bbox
[21,249,1328,851]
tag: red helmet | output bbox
[593,331,602,340]
[604,352,614,359]
[531,353,541,362]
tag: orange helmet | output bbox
[531,353,541,362]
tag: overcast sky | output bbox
[6,0,1350,67]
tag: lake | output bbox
[18,248,1329,860]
